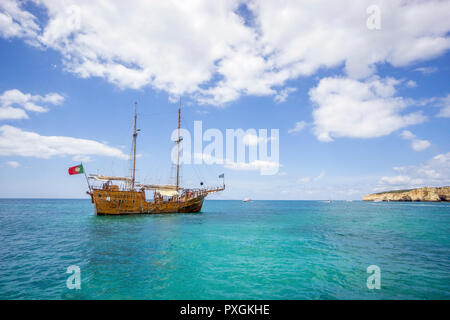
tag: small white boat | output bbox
[243,198,252,202]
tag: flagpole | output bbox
[82,162,91,191]
[219,174,225,188]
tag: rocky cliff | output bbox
[363,186,450,202]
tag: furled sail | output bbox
[89,175,132,182]
[158,190,179,197]
[137,184,183,191]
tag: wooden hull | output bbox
[89,188,206,215]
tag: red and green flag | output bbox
[68,164,84,175]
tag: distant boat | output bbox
[243,198,252,202]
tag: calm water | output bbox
[0,199,449,300]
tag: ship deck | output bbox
[88,185,218,215]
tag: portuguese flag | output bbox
[68,164,84,175]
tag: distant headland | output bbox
[363,186,450,202]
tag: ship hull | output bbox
[89,188,206,215]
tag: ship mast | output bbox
[131,102,138,190]
[175,99,182,190]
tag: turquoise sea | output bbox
[0,199,449,300]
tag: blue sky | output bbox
[0,0,449,199]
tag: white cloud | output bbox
[411,139,431,152]
[309,76,426,142]
[288,121,306,134]
[0,125,128,160]
[314,171,325,181]
[0,0,40,40]
[0,106,28,120]
[377,152,450,189]
[0,89,65,120]
[250,1,450,79]
[414,67,437,75]
[72,155,93,162]
[242,133,273,146]
[41,92,65,105]
[297,171,325,184]
[2,1,450,105]
[409,94,450,118]
[406,80,417,88]
[399,130,415,140]
[193,152,223,165]
[435,94,450,118]
[39,0,258,104]
[400,130,430,151]
[379,175,423,186]
[6,160,19,168]
[274,87,296,103]
[193,152,279,174]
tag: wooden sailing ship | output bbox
[86,102,224,215]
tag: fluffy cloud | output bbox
[6,160,19,168]
[435,94,450,118]
[39,0,256,103]
[0,106,28,120]
[0,125,128,160]
[400,130,430,151]
[411,140,431,152]
[414,67,437,75]
[309,76,426,142]
[274,87,296,103]
[379,175,422,186]
[315,171,325,181]
[250,1,450,79]
[0,0,39,40]
[288,121,306,134]
[406,80,417,88]
[242,133,273,146]
[297,171,325,184]
[193,152,279,174]
[0,89,64,120]
[377,152,450,189]
[1,1,450,105]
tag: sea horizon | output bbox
[0,198,365,201]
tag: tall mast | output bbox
[132,102,137,189]
[176,99,181,190]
